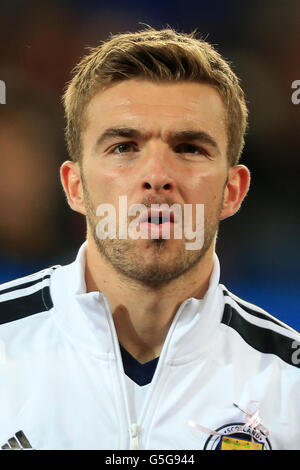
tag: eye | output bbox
[175,143,209,155]
[111,142,137,154]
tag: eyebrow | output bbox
[95,127,141,149]
[94,127,220,154]
[169,130,220,153]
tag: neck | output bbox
[85,237,215,363]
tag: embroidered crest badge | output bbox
[203,422,272,450]
[189,401,272,450]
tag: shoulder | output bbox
[0,266,59,327]
[220,285,300,369]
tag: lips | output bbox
[149,215,170,225]
[134,207,179,239]
[138,208,176,225]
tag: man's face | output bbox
[79,79,229,284]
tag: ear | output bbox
[60,160,86,216]
[220,165,251,221]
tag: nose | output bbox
[140,143,176,194]
[142,180,172,191]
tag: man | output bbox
[0,27,299,451]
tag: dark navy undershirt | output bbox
[119,344,159,386]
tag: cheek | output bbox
[186,171,225,204]
[85,165,128,204]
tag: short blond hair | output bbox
[63,27,248,166]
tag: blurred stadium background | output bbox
[0,0,299,328]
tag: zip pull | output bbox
[129,423,139,450]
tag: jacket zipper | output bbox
[129,423,139,450]
[102,294,191,449]
[102,295,140,448]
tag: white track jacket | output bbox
[0,242,299,450]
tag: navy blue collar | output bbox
[119,344,159,386]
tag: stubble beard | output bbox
[81,176,224,287]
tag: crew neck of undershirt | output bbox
[119,343,159,386]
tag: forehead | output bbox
[83,79,227,148]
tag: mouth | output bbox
[139,208,176,224]
[147,214,174,225]
[137,209,177,239]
